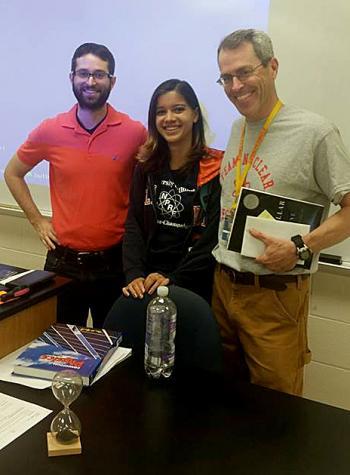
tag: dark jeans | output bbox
[104,285,223,374]
[45,245,124,328]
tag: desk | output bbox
[0,360,350,475]
[0,275,70,358]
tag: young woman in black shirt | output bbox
[104,79,223,372]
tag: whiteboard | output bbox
[0,0,270,212]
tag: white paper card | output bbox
[241,216,310,258]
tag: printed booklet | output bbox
[228,187,324,269]
[13,324,122,386]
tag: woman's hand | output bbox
[122,277,146,298]
[144,273,170,295]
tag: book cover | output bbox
[228,187,324,269]
[12,324,122,386]
[6,270,55,290]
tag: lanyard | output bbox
[232,99,283,209]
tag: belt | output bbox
[219,264,308,291]
[51,244,122,266]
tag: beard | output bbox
[72,81,112,111]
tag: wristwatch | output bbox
[291,234,312,261]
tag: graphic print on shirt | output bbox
[221,152,274,191]
[155,177,196,230]
[220,152,275,244]
[158,188,184,218]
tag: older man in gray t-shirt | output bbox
[212,29,350,395]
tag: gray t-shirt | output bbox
[213,104,350,274]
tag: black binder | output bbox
[6,270,55,290]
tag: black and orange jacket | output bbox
[122,148,223,300]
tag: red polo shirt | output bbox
[17,104,147,250]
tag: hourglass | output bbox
[47,370,83,456]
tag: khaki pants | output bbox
[212,265,311,395]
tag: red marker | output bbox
[0,287,30,303]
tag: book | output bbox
[228,187,324,269]
[12,324,122,386]
[5,269,55,290]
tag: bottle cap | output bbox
[157,286,169,297]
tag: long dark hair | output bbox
[138,79,206,173]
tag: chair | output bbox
[104,285,222,374]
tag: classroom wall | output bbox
[269,0,350,409]
[269,0,350,148]
[0,212,46,269]
[269,0,350,271]
[307,268,350,409]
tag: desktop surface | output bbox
[0,359,350,475]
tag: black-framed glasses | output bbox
[73,69,113,81]
[216,63,264,87]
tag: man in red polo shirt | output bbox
[5,43,146,328]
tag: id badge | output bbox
[221,209,235,244]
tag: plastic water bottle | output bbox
[144,286,177,379]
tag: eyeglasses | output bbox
[216,63,264,87]
[73,69,113,81]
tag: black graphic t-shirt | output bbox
[148,162,198,274]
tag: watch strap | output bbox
[291,234,312,260]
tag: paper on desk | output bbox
[0,345,132,389]
[92,347,132,385]
[0,392,51,450]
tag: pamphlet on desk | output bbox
[12,324,124,386]
[228,188,324,269]
[0,263,26,282]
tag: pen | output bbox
[0,286,30,303]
